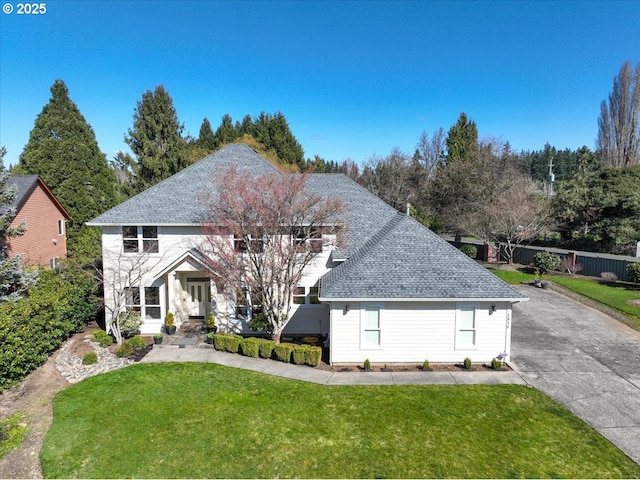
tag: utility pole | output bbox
[547,156,555,199]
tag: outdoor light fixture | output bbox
[490,305,496,313]
[344,304,350,314]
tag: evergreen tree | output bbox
[254,111,304,168]
[212,113,239,148]
[125,85,189,193]
[197,117,217,153]
[16,80,117,256]
[0,147,38,302]
[445,112,478,163]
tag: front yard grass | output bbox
[41,363,640,478]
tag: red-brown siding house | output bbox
[2,175,71,267]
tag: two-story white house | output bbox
[89,143,527,365]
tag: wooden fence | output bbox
[448,238,640,282]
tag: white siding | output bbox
[330,301,511,364]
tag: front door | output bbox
[185,278,210,320]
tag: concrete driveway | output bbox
[511,285,640,465]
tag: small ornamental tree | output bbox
[199,167,344,343]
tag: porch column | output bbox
[167,272,176,315]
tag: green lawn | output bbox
[41,363,640,478]
[490,268,640,328]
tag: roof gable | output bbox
[1,175,71,219]
[320,213,527,301]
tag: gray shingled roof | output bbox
[320,212,526,300]
[0,175,39,215]
[89,144,527,301]
[88,144,280,225]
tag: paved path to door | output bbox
[511,286,640,465]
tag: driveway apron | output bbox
[511,286,640,465]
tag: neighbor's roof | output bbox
[1,175,71,219]
[87,144,280,226]
[319,212,527,301]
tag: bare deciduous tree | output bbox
[199,168,344,343]
[414,128,446,177]
[597,61,640,168]
[98,250,163,344]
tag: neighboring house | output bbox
[1,175,70,267]
[88,144,528,364]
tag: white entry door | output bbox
[185,278,210,320]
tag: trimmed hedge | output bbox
[211,334,321,367]
[0,267,96,392]
[274,343,296,363]
[240,337,260,358]
[212,333,242,353]
[292,345,309,365]
[305,346,322,367]
[258,339,275,358]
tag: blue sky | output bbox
[1,0,639,168]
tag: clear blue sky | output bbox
[1,0,639,168]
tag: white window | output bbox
[125,286,161,321]
[293,286,306,304]
[361,304,383,349]
[456,305,477,349]
[57,219,64,236]
[293,227,323,253]
[123,226,158,253]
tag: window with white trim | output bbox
[293,286,306,304]
[57,219,64,236]
[361,304,382,348]
[122,226,158,253]
[125,286,161,321]
[456,305,477,349]
[293,227,323,253]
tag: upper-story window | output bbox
[233,234,264,253]
[293,227,323,253]
[123,226,158,253]
[57,219,64,236]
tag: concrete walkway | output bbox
[141,346,525,386]
[511,285,640,465]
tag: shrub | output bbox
[126,335,146,349]
[422,359,430,370]
[628,263,640,283]
[165,312,175,327]
[559,256,582,275]
[258,339,275,358]
[118,310,142,333]
[222,334,242,353]
[82,352,98,365]
[274,343,295,363]
[116,343,134,358]
[363,358,371,371]
[0,265,97,392]
[533,252,561,274]
[460,244,477,259]
[206,312,215,328]
[600,271,618,283]
[240,337,260,358]
[491,358,502,370]
[212,333,225,351]
[305,346,322,366]
[463,357,472,369]
[292,345,309,365]
[92,329,113,348]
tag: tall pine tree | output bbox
[125,85,189,193]
[17,80,117,256]
[445,112,478,164]
[197,117,217,153]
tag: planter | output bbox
[122,329,140,339]
[154,336,163,345]
[206,326,218,334]
[165,325,177,335]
